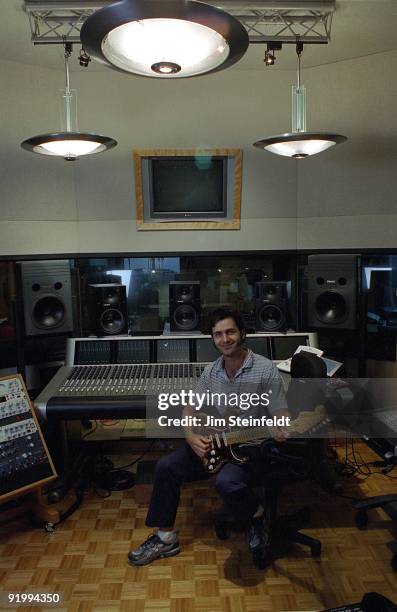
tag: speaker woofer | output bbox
[258,304,285,331]
[32,296,65,329]
[173,304,199,331]
[315,291,347,324]
[99,308,125,335]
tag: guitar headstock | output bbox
[289,405,330,435]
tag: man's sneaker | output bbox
[128,534,180,566]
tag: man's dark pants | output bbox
[146,443,262,528]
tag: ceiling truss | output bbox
[24,1,335,46]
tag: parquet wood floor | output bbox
[1,441,397,612]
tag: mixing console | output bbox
[34,362,207,420]
[35,333,319,422]
[0,375,56,502]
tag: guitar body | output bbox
[194,415,250,474]
[202,440,249,474]
[199,405,331,474]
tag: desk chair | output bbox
[354,494,397,570]
[342,377,397,571]
[215,351,339,569]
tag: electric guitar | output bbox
[199,406,330,474]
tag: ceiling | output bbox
[1,0,397,74]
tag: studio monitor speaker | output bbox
[255,281,288,332]
[307,254,359,329]
[169,281,201,332]
[88,284,127,336]
[20,260,73,336]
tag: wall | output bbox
[0,59,297,256]
[1,49,397,256]
[297,50,397,249]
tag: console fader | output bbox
[0,375,56,502]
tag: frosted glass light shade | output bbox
[102,19,229,77]
[80,0,249,77]
[21,132,117,161]
[253,132,347,159]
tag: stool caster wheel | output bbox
[355,509,368,530]
[311,542,322,558]
[391,553,397,572]
[215,523,229,540]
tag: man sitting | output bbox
[128,308,289,566]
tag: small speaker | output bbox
[20,260,73,336]
[255,281,288,332]
[169,281,201,332]
[307,254,359,329]
[88,284,127,336]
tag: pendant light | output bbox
[21,43,117,161]
[80,0,249,78]
[253,41,347,159]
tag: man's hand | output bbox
[272,427,290,443]
[186,433,211,458]
[272,410,292,443]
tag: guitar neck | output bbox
[226,427,272,445]
[223,407,327,446]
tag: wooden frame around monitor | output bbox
[133,148,242,231]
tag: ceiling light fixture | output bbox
[253,41,347,158]
[80,0,249,78]
[264,49,275,66]
[264,42,282,67]
[21,43,117,161]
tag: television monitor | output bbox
[134,149,242,230]
[150,157,226,220]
